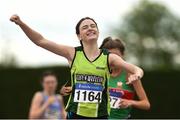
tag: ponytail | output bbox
[100,37,125,55]
[99,37,112,49]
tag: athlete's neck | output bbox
[43,90,55,96]
[82,41,100,61]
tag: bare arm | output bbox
[10,14,75,63]
[119,80,150,110]
[58,95,67,119]
[130,80,151,110]
[29,92,50,119]
[126,65,144,84]
[109,53,144,81]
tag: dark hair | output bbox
[75,17,98,46]
[76,17,98,35]
[100,37,125,55]
[40,70,57,83]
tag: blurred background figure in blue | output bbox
[29,70,66,119]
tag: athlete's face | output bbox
[78,19,99,43]
[42,75,57,93]
[108,48,123,58]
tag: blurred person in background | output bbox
[10,15,143,119]
[29,70,66,119]
[60,37,150,119]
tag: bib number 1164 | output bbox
[74,90,102,103]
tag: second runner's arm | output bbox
[109,53,144,81]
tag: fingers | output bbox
[64,86,72,92]
[60,90,70,96]
[60,87,66,95]
[126,75,140,84]
[126,79,133,85]
[119,102,129,108]
[60,86,72,96]
[62,92,70,96]
[10,14,21,25]
[119,99,131,108]
[119,104,129,108]
[67,86,72,90]
[10,15,18,21]
[65,86,72,90]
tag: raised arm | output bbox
[10,14,75,64]
[109,53,144,81]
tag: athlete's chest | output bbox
[73,54,108,76]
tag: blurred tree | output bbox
[0,51,18,69]
[0,35,18,69]
[114,0,180,70]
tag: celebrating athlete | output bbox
[10,15,143,119]
[60,37,150,119]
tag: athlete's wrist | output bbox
[18,21,25,27]
[128,100,135,107]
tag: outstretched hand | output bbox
[10,14,22,25]
[126,74,140,84]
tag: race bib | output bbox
[74,83,103,103]
[109,88,124,109]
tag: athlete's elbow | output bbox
[35,38,47,47]
[29,115,40,119]
[144,101,151,110]
[140,67,144,77]
[29,113,35,119]
[29,112,40,119]
[136,66,144,78]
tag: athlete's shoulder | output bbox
[34,91,43,97]
[56,94,63,101]
[33,92,43,101]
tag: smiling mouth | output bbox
[86,31,96,36]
